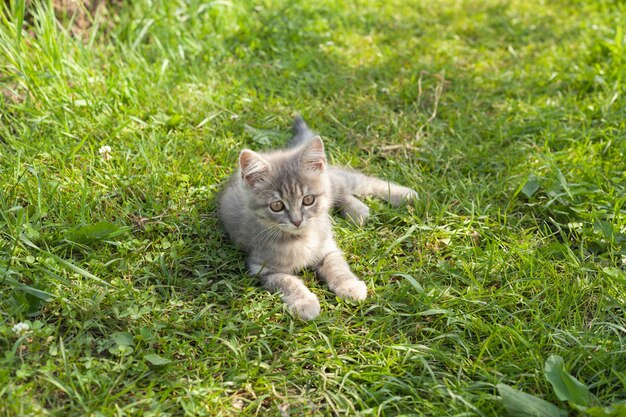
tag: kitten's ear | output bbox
[239,149,271,187]
[299,136,326,172]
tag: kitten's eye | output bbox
[269,201,285,212]
[302,195,315,206]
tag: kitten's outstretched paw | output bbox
[341,204,370,226]
[389,188,419,206]
[334,279,368,301]
[288,293,321,320]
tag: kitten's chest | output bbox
[258,228,331,272]
[282,236,322,268]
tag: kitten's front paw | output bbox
[333,279,368,301]
[288,293,321,320]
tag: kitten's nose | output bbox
[291,219,302,227]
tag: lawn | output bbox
[1,0,625,415]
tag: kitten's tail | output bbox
[288,115,317,148]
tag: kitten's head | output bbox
[238,137,331,234]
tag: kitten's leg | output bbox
[338,194,370,226]
[329,167,418,207]
[355,176,418,206]
[316,251,367,301]
[253,265,321,320]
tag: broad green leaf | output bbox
[602,268,626,285]
[111,332,134,347]
[522,174,541,199]
[497,383,567,417]
[108,344,133,357]
[593,220,615,240]
[544,355,590,406]
[137,326,154,341]
[144,354,172,365]
[64,221,123,244]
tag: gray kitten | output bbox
[218,117,417,320]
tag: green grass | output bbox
[1,0,625,415]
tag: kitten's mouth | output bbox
[281,223,308,235]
